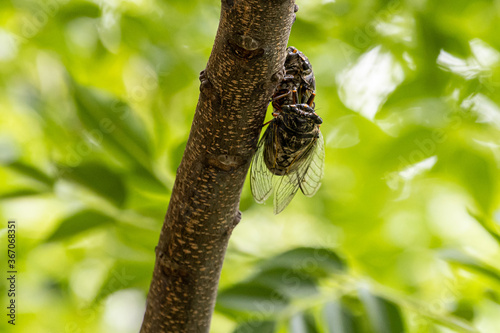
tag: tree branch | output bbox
[140,1,296,332]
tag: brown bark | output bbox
[140,1,296,332]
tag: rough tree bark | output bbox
[140,1,296,332]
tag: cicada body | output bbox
[251,46,324,214]
[251,104,324,214]
[272,46,316,111]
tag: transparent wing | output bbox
[273,131,324,214]
[298,131,325,197]
[250,126,273,203]
[273,172,301,214]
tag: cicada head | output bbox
[280,104,321,134]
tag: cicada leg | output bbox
[307,92,316,106]
[273,90,291,102]
[292,89,299,104]
[262,120,272,127]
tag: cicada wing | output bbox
[273,130,325,214]
[298,131,325,197]
[273,172,301,214]
[250,126,273,203]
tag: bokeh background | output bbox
[1,0,500,332]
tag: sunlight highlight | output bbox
[336,46,404,120]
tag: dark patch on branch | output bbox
[199,70,220,105]
[234,210,242,227]
[235,34,260,50]
[228,36,265,60]
[156,248,190,278]
[272,68,286,83]
[222,210,242,237]
[206,154,245,171]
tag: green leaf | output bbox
[259,247,347,278]
[233,321,276,333]
[291,18,326,46]
[379,78,437,113]
[115,223,161,252]
[216,283,289,318]
[58,2,101,21]
[60,162,127,207]
[414,14,444,68]
[374,127,439,171]
[6,161,54,187]
[358,288,405,333]
[439,149,496,214]
[169,140,187,174]
[124,169,170,218]
[250,268,318,298]
[467,210,500,246]
[290,311,320,333]
[127,167,169,195]
[451,301,475,321]
[485,289,500,305]
[440,249,500,284]
[324,302,360,333]
[0,188,46,199]
[70,81,152,168]
[93,260,153,304]
[46,210,115,242]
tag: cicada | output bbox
[251,46,324,214]
[250,102,325,214]
[272,46,316,111]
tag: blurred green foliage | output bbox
[1,0,500,332]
